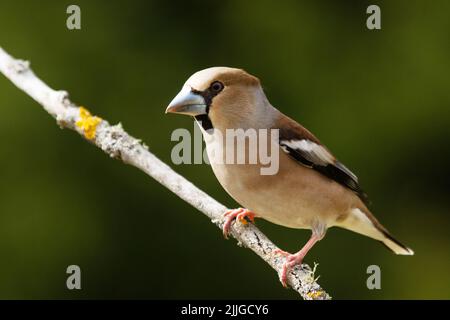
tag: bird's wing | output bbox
[276,114,370,205]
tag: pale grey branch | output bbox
[0,46,331,300]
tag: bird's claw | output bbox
[273,248,290,257]
[274,250,304,287]
[222,208,256,239]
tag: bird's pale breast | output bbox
[209,145,358,230]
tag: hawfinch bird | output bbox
[166,67,413,286]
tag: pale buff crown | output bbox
[184,67,260,91]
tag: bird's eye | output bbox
[210,81,224,93]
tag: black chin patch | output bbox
[194,114,213,131]
[191,82,223,131]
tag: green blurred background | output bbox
[0,0,449,299]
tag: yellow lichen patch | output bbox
[76,106,102,140]
[306,290,325,299]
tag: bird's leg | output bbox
[276,233,321,287]
[222,208,256,239]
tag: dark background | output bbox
[0,0,449,299]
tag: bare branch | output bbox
[0,46,331,300]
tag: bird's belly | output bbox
[211,160,355,230]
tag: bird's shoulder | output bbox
[273,113,370,205]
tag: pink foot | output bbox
[278,252,305,288]
[222,208,256,239]
[273,248,290,256]
[273,233,321,287]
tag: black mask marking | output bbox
[192,81,224,131]
[194,114,213,131]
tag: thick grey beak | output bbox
[165,87,207,116]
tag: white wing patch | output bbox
[280,139,335,166]
[280,137,367,203]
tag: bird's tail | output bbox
[338,207,414,255]
[380,230,414,255]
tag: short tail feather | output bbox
[341,208,414,255]
[380,230,414,255]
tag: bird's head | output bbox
[166,67,272,130]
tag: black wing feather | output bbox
[280,143,370,206]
